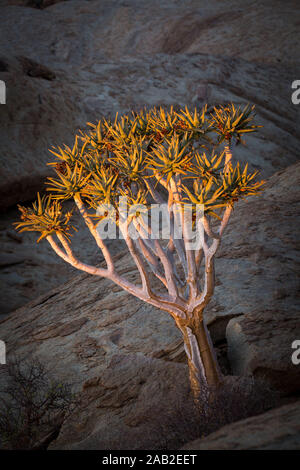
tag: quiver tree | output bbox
[15,103,264,401]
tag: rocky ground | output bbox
[0,163,299,449]
[0,0,299,211]
[0,203,123,315]
[1,1,300,315]
[182,400,300,450]
[0,0,299,450]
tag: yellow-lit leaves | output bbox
[119,186,149,209]
[182,179,226,218]
[220,163,265,205]
[147,106,177,141]
[20,102,264,239]
[183,159,265,217]
[46,163,91,201]
[113,138,148,184]
[82,164,120,210]
[174,105,207,137]
[191,151,224,182]
[15,193,75,242]
[48,136,88,171]
[146,134,194,185]
[209,103,261,144]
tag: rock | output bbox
[0,54,88,210]
[0,1,299,209]
[18,56,56,80]
[0,253,25,268]
[0,163,299,448]
[182,400,300,450]
[0,202,122,316]
[0,58,8,72]
[216,162,300,395]
[0,0,299,449]
[1,1,66,7]
[2,1,298,66]
[226,313,300,395]
[0,249,190,449]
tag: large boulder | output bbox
[182,400,300,450]
[0,0,299,449]
[1,51,298,211]
[0,249,189,449]
[0,163,299,449]
[1,1,299,65]
[0,0,299,210]
[0,55,87,210]
[1,50,299,314]
[208,162,300,394]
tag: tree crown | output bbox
[15,103,264,241]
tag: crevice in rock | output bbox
[0,58,9,72]
[18,0,67,9]
[252,366,300,397]
[30,290,60,307]
[214,338,232,376]
[208,313,243,344]
[32,421,63,450]
[206,314,244,376]
[18,56,56,81]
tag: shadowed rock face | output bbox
[214,162,300,395]
[0,52,298,211]
[1,52,299,314]
[182,400,300,450]
[1,1,66,7]
[0,0,299,450]
[0,163,299,449]
[0,55,87,211]
[0,0,299,210]
[0,248,190,449]
[1,1,300,66]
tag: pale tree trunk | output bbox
[224,140,232,172]
[176,312,222,403]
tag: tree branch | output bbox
[74,194,114,274]
[47,234,109,278]
[119,218,152,296]
[138,216,179,300]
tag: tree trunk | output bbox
[176,313,222,402]
[224,141,232,166]
[224,140,232,175]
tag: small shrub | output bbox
[151,377,280,450]
[0,358,78,449]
